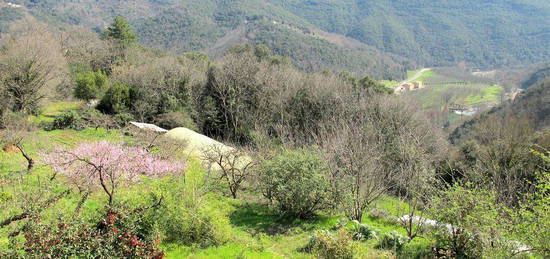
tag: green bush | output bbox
[114,112,134,126]
[306,229,355,259]
[9,209,164,258]
[74,71,108,101]
[428,185,504,258]
[51,111,84,130]
[79,108,117,129]
[154,110,196,130]
[98,82,131,114]
[159,205,231,248]
[157,163,232,248]
[376,231,407,251]
[350,220,378,241]
[258,148,331,219]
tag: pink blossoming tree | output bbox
[45,141,184,205]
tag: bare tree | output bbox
[202,145,256,199]
[126,126,188,161]
[463,112,537,205]
[393,132,437,242]
[0,17,68,115]
[0,114,36,173]
[318,116,395,222]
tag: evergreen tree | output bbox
[104,16,136,46]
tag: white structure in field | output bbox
[6,2,23,8]
[129,122,168,133]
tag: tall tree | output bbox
[104,16,136,47]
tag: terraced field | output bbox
[403,69,503,109]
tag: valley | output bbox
[0,1,549,259]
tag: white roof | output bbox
[129,122,168,133]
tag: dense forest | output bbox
[273,0,550,67]
[1,0,549,78]
[0,15,548,258]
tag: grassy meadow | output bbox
[0,103,434,258]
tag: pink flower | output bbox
[44,141,184,204]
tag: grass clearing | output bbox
[465,85,503,105]
[404,69,503,109]
[380,80,399,88]
[406,69,422,78]
[30,101,83,124]
[415,69,436,82]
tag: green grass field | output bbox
[380,80,399,88]
[161,195,418,259]
[464,85,503,105]
[30,101,83,124]
[404,69,503,109]
[415,70,435,82]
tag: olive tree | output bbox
[258,148,331,219]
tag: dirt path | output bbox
[399,68,431,85]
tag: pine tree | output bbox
[104,16,136,46]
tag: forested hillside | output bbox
[522,64,550,89]
[1,0,548,78]
[273,0,550,67]
[0,0,408,79]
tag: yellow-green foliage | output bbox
[380,80,399,88]
[415,69,436,82]
[31,101,83,124]
[156,160,233,247]
[464,85,503,105]
[306,229,356,259]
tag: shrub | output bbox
[74,71,108,101]
[79,108,117,129]
[114,112,134,126]
[350,220,378,241]
[306,229,355,259]
[332,218,349,230]
[428,185,504,258]
[51,111,84,130]
[157,163,232,248]
[154,110,196,130]
[98,82,131,114]
[376,231,407,251]
[159,205,231,248]
[15,209,164,258]
[369,208,389,220]
[258,148,331,219]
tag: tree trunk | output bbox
[15,144,34,173]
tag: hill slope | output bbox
[1,0,549,76]
[272,0,550,68]
[0,0,408,79]
[451,77,550,143]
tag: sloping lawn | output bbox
[31,101,83,124]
